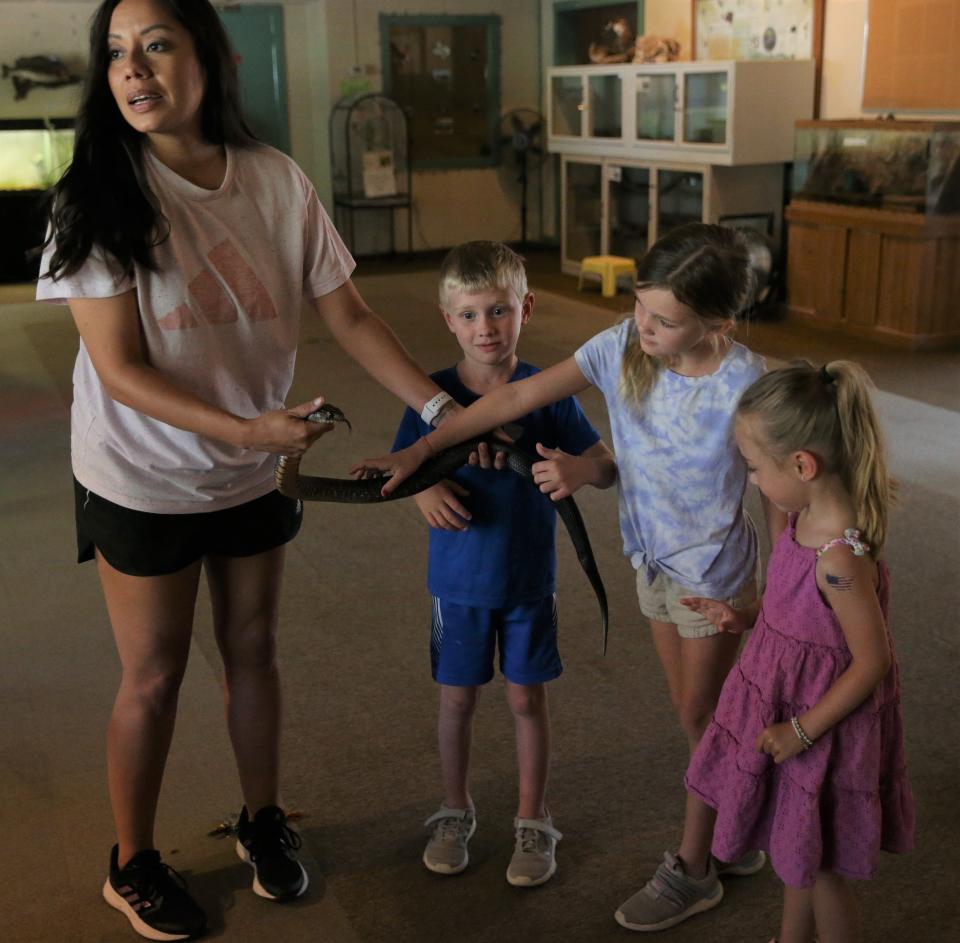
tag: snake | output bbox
[274,404,609,654]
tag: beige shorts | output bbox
[636,566,760,639]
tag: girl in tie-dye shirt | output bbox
[366,223,782,929]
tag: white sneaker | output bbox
[422,806,476,874]
[506,815,562,887]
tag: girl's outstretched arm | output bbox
[757,547,891,763]
[355,356,592,496]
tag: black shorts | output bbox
[74,478,303,577]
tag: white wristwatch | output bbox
[420,391,454,427]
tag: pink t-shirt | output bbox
[37,144,355,513]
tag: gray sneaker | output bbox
[506,815,562,887]
[422,806,476,875]
[714,849,766,877]
[615,851,723,931]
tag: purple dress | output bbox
[685,516,914,888]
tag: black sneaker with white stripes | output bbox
[102,845,207,941]
[235,805,308,901]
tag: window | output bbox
[380,14,500,169]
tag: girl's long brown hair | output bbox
[620,223,756,407]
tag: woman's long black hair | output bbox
[44,0,257,280]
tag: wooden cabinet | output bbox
[785,200,960,349]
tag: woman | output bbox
[38,1,454,938]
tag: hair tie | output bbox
[819,364,834,385]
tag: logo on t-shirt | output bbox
[158,239,278,330]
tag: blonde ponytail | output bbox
[737,360,894,555]
[829,360,894,554]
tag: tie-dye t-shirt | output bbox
[36,144,355,513]
[575,319,765,598]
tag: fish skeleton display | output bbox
[2,56,82,100]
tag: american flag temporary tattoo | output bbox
[826,573,854,591]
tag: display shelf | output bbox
[547,59,815,166]
[560,154,784,273]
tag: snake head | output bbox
[305,403,352,431]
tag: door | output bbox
[219,4,291,154]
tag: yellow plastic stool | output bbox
[578,255,638,298]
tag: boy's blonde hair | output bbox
[438,241,528,309]
[737,360,894,555]
[620,223,756,408]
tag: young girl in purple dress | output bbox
[682,360,914,943]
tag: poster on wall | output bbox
[693,0,817,60]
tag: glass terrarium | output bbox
[0,123,75,190]
[791,119,960,215]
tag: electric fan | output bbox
[498,108,548,247]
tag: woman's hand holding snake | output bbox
[241,396,334,456]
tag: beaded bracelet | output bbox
[791,716,815,751]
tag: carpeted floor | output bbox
[0,262,957,942]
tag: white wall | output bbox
[820,0,867,118]
[644,0,691,59]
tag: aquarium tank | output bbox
[791,120,960,215]
[0,124,75,190]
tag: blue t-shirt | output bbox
[575,320,766,598]
[392,362,601,608]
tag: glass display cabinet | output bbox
[560,155,785,274]
[548,59,815,165]
[550,68,624,144]
[561,158,604,267]
[785,119,960,349]
[608,164,651,261]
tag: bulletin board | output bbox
[863,0,960,111]
[691,0,823,114]
[692,0,821,61]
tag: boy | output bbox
[392,242,616,886]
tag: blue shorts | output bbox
[430,595,562,686]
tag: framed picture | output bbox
[692,0,824,113]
